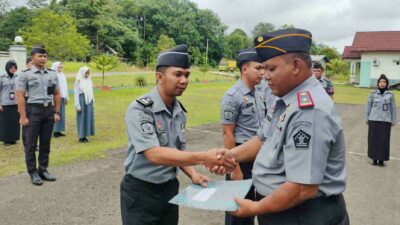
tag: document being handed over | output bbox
[169,179,252,211]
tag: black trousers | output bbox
[257,193,350,225]
[225,160,255,225]
[23,104,55,174]
[120,174,179,225]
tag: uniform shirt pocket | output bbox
[156,130,169,147]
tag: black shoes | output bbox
[39,171,57,181]
[79,137,90,143]
[4,141,17,146]
[371,160,385,167]
[30,173,43,185]
[53,132,66,138]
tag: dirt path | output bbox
[0,104,399,225]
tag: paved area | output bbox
[0,104,399,225]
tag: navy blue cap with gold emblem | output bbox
[237,48,262,69]
[254,28,312,62]
[156,44,190,69]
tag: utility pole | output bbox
[203,38,209,80]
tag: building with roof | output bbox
[342,31,400,87]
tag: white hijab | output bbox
[51,62,68,99]
[75,66,94,105]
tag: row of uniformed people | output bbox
[120,28,349,225]
[0,45,95,185]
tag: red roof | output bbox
[342,31,400,59]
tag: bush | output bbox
[136,76,147,87]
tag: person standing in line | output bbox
[313,63,334,98]
[0,60,20,145]
[51,62,68,138]
[74,66,95,143]
[366,74,397,167]
[15,45,60,185]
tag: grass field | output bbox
[0,72,398,176]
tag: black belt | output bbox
[124,174,177,190]
[27,103,53,107]
[256,192,344,209]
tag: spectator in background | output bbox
[365,74,397,167]
[74,67,95,143]
[52,62,68,138]
[26,57,33,69]
[0,60,20,145]
[313,63,334,98]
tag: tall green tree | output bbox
[28,0,50,9]
[157,34,176,51]
[0,7,34,50]
[252,22,275,38]
[225,29,249,59]
[21,9,90,60]
[66,0,141,61]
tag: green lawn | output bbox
[1,74,397,176]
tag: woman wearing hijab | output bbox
[0,60,20,145]
[74,67,95,143]
[52,62,68,137]
[366,74,397,167]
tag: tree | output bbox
[0,1,9,16]
[28,0,50,9]
[226,28,249,59]
[21,9,90,61]
[92,54,119,87]
[157,34,176,51]
[252,22,275,38]
[0,7,33,50]
[319,47,340,61]
[326,58,349,80]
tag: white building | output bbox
[343,31,400,87]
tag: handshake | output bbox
[202,148,237,175]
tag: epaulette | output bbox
[297,91,314,109]
[227,87,239,96]
[22,68,31,72]
[136,97,153,107]
[178,100,187,113]
[47,69,55,72]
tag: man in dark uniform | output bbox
[16,45,61,185]
[313,62,335,98]
[221,48,265,225]
[120,44,235,225]
[223,29,349,225]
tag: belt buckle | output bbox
[43,102,49,107]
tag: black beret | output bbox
[254,28,312,62]
[156,44,190,69]
[31,45,47,55]
[237,48,262,68]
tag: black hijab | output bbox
[5,60,17,78]
[377,74,389,94]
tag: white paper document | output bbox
[169,179,252,211]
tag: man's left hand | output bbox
[54,113,60,122]
[191,172,210,187]
[229,198,259,217]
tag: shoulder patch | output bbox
[22,68,31,72]
[178,100,187,113]
[297,91,314,109]
[136,97,153,107]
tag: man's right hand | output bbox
[20,117,29,126]
[204,148,237,175]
